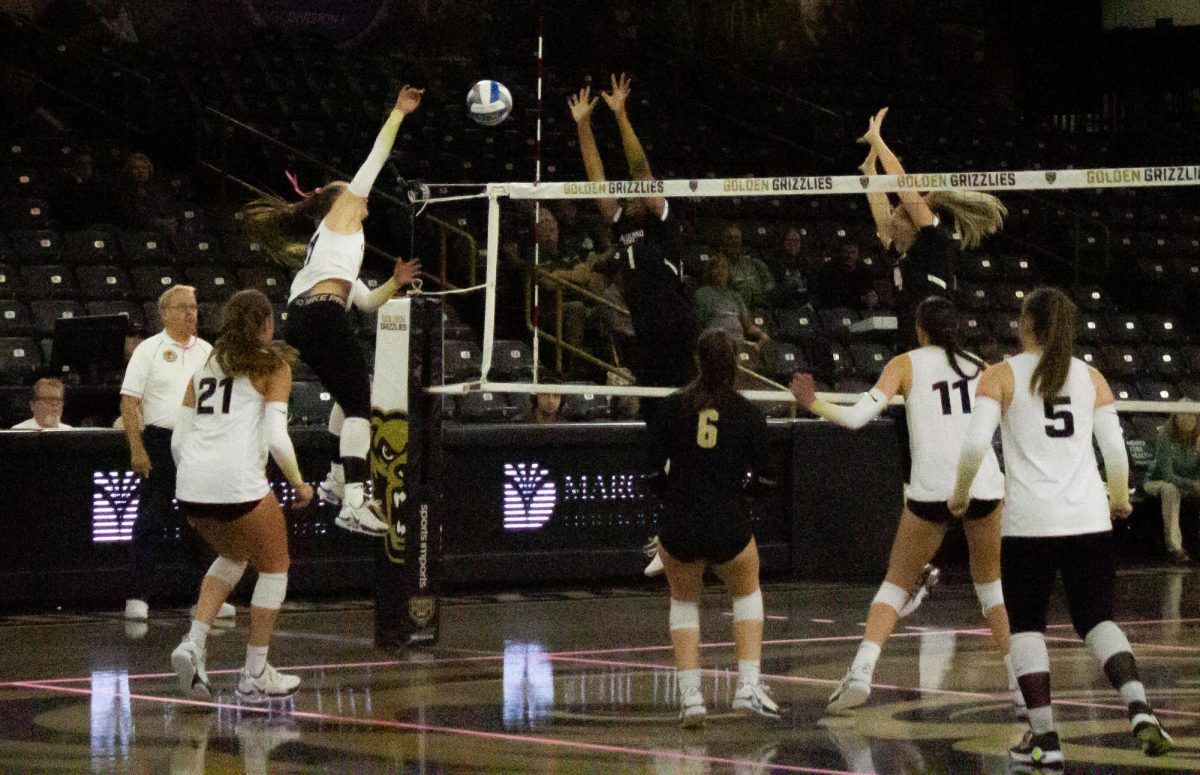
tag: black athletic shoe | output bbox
[1009,729,1064,768]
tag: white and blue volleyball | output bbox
[466,80,513,126]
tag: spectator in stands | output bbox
[694,255,768,348]
[119,285,218,623]
[53,148,107,229]
[1144,409,1200,565]
[816,241,879,312]
[10,378,72,430]
[519,388,565,424]
[774,226,816,308]
[719,225,776,309]
[113,152,176,232]
[858,108,1006,350]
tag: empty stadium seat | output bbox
[444,340,481,382]
[0,264,21,299]
[490,339,534,379]
[0,337,42,384]
[562,389,610,421]
[775,308,820,343]
[20,265,77,301]
[761,341,807,381]
[1143,314,1183,345]
[176,234,222,266]
[1073,285,1110,312]
[288,381,335,426]
[130,266,183,302]
[62,230,117,265]
[457,391,521,422]
[1135,381,1179,403]
[1143,346,1185,381]
[120,231,173,266]
[960,253,1002,282]
[817,308,859,340]
[238,267,290,304]
[30,300,83,337]
[849,342,891,380]
[1109,381,1136,401]
[1106,313,1145,345]
[76,265,133,301]
[1076,313,1108,344]
[1101,346,1142,380]
[8,230,61,264]
[0,300,31,336]
[85,300,143,331]
[187,265,236,303]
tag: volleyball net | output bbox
[409,164,1200,416]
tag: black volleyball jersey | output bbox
[612,200,694,341]
[648,391,770,515]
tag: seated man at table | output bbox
[10,378,73,431]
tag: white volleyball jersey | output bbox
[905,346,1005,501]
[288,219,366,304]
[1000,352,1110,537]
[176,358,272,504]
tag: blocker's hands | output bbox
[858,107,889,146]
[568,86,599,124]
[789,372,816,410]
[601,72,633,116]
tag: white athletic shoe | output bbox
[644,553,664,577]
[189,603,236,619]
[733,681,781,720]
[679,687,707,729]
[236,663,301,704]
[335,499,389,536]
[1131,707,1173,757]
[826,668,872,713]
[124,598,149,621]
[318,471,345,507]
[171,638,212,700]
[897,564,940,619]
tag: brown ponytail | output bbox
[916,295,983,379]
[1022,287,1077,399]
[682,330,737,414]
[240,184,345,270]
[213,289,294,379]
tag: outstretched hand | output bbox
[600,72,632,115]
[789,371,816,410]
[568,86,599,124]
[858,107,889,146]
[395,85,425,114]
[393,256,422,287]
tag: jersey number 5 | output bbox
[1043,397,1075,438]
[197,377,234,415]
[696,409,719,449]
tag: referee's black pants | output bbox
[128,425,204,601]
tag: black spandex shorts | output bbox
[1002,531,1115,638]
[907,498,1000,524]
[179,497,265,523]
[283,295,371,419]
[659,507,753,566]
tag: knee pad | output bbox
[669,599,699,631]
[1084,620,1131,663]
[974,580,1004,616]
[250,572,288,610]
[205,557,247,589]
[731,590,763,623]
[1009,631,1050,676]
[340,416,370,460]
[872,581,909,614]
[327,402,345,436]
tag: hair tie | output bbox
[284,171,324,198]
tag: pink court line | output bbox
[1047,617,1200,629]
[0,654,507,689]
[545,654,1200,722]
[1046,636,1200,654]
[10,681,856,775]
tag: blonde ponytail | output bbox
[925,190,1007,250]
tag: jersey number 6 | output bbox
[696,409,719,449]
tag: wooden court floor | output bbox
[2,569,1199,773]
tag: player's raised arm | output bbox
[326,85,424,232]
[861,108,935,229]
[602,73,665,218]
[859,146,893,250]
[569,85,616,221]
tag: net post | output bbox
[372,296,444,648]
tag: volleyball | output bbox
[466,79,513,126]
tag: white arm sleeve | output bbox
[265,401,304,486]
[953,396,1001,500]
[1093,404,1129,504]
[348,110,403,198]
[350,278,398,312]
[170,404,195,465]
[810,389,888,431]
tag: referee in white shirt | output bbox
[119,285,216,621]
